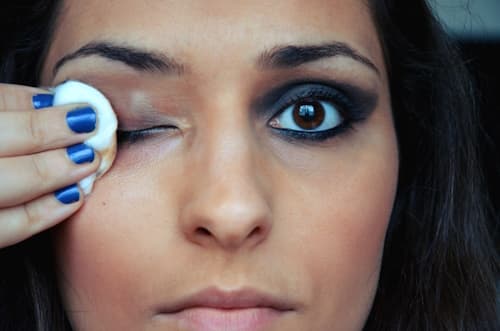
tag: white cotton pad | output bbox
[52,80,118,195]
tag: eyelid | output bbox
[252,79,378,120]
[261,80,378,144]
[115,103,181,130]
[272,84,351,119]
[117,125,178,145]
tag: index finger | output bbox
[0,83,54,111]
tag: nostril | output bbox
[195,227,212,237]
[248,226,262,238]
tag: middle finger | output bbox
[0,105,96,156]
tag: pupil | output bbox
[299,105,315,118]
[293,100,325,130]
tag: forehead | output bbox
[45,0,382,78]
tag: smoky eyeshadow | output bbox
[250,78,379,122]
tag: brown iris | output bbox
[292,99,326,130]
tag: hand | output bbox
[0,83,101,248]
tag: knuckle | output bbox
[30,153,50,184]
[21,203,38,228]
[27,112,45,149]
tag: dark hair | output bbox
[0,0,498,330]
[365,1,499,330]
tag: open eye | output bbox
[270,98,343,132]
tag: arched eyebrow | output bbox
[53,40,380,78]
[53,42,185,77]
[257,42,380,76]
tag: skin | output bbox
[40,0,399,330]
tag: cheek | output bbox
[53,148,187,326]
[295,188,390,330]
[53,106,398,330]
[300,162,395,296]
[275,118,398,328]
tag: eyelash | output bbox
[117,126,175,145]
[268,84,364,142]
[116,82,373,145]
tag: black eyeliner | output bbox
[252,78,378,120]
[117,126,174,145]
[117,130,148,145]
[271,123,354,144]
[258,80,377,143]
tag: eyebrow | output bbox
[53,42,185,77]
[257,42,380,75]
[53,40,379,78]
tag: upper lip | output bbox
[157,287,296,314]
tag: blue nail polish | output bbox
[55,184,80,204]
[66,107,96,133]
[67,143,95,164]
[32,94,54,109]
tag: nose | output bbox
[179,130,272,251]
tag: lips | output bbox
[155,287,295,331]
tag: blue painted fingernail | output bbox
[32,94,54,109]
[66,107,96,133]
[55,184,80,204]
[67,143,95,164]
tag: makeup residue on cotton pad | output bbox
[53,80,118,195]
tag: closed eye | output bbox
[117,125,178,145]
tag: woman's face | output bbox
[41,0,398,330]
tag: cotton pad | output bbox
[53,80,118,195]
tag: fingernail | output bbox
[32,94,54,109]
[54,184,80,204]
[67,143,95,164]
[66,107,96,133]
